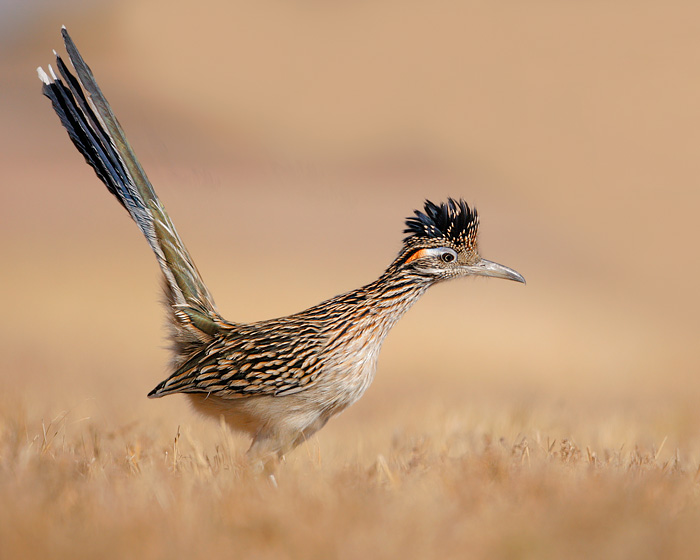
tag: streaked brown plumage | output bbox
[38,28,525,467]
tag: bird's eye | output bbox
[441,252,455,263]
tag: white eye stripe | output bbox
[406,247,457,265]
[424,247,458,260]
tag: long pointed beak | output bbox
[467,258,526,284]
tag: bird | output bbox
[38,27,525,469]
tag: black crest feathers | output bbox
[403,198,479,251]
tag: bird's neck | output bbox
[319,269,432,375]
[343,268,434,339]
[366,268,433,310]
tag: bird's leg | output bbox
[247,430,297,482]
[290,415,330,450]
[248,413,331,474]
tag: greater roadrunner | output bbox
[38,28,525,465]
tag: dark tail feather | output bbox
[38,27,221,355]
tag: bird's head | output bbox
[392,198,525,284]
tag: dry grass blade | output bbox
[2,401,700,560]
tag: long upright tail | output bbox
[38,27,222,358]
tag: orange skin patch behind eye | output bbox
[405,248,430,265]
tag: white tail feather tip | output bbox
[37,67,51,84]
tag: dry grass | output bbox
[2,394,700,560]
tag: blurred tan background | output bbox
[2,0,699,449]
